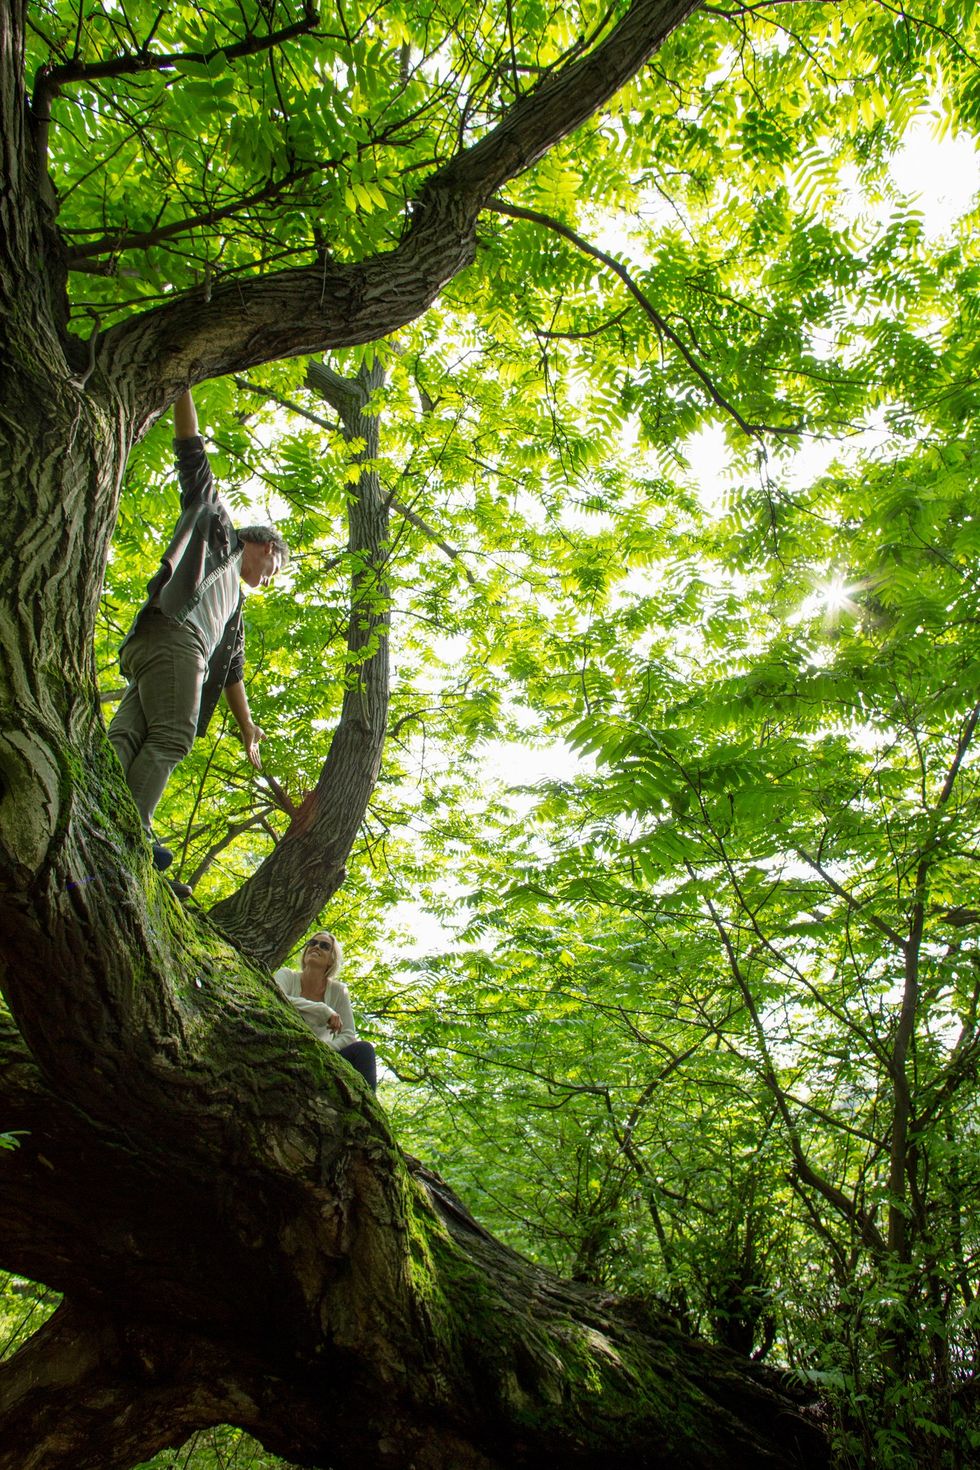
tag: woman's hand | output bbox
[327,1011,343,1033]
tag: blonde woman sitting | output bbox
[274,931,377,1091]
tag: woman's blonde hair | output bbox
[302,931,343,982]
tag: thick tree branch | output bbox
[65,167,325,265]
[95,0,703,430]
[0,1300,291,1470]
[0,1001,827,1470]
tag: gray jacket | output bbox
[121,436,245,736]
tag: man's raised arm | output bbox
[174,389,199,440]
[172,389,215,507]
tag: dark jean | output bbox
[338,1040,377,1091]
[108,615,205,831]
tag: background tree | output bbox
[373,302,980,1465]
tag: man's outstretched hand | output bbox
[241,721,265,770]
[224,681,264,770]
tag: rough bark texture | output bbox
[0,1004,826,1470]
[1,0,830,1464]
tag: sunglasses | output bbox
[306,938,334,953]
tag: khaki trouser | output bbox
[107,614,207,832]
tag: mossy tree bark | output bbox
[1,0,827,1464]
[0,1000,826,1470]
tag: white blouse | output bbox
[273,969,358,1051]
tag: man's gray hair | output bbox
[237,525,290,564]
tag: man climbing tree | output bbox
[107,388,287,893]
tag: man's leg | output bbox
[108,682,177,868]
[111,619,206,833]
[107,679,148,779]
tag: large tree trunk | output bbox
[0,367,829,1467]
[0,1004,826,1470]
[1,0,828,1463]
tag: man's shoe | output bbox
[167,878,193,901]
[152,842,174,872]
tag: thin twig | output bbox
[487,197,795,439]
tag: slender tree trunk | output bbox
[209,359,390,964]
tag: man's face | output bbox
[240,540,281,588]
